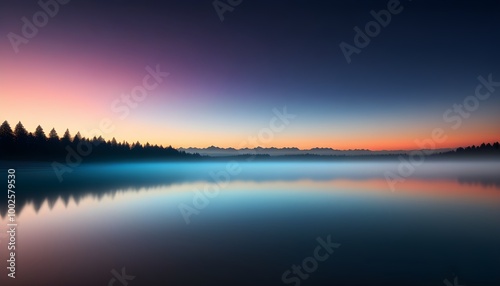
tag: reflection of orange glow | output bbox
[1,179,498,286]
[228,179,500,203]
[6,179,500,221]
[333,178,500,201]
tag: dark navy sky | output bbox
[1,0,499,149]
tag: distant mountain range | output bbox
[178,146,453,157]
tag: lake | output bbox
[1,161,500,285]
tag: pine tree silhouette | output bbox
[14,122,29,142]
[61,129,72,146]
[49,128,59,142]
[34,125,47,141]
[0,121,14,157]
[0,121,198,162]
[3,120,496,162]
[0,121,14,142]
[13,122,30,158]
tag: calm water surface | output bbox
[1,161,499,285]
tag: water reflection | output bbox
[0,161,499,285]
[1,161,499,217]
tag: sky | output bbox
[1,0,499,150]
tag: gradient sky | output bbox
[1,0,499,150]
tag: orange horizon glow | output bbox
[0,116,499,151]
[1,41,499,151]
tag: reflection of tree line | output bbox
[457,176,500,188]
[1,120,499,217]
[0,169,189,218]
[1,166,499,218]
[0,121,199,161]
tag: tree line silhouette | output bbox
[0,120,499,162]
[434,142,500,158]
[0,121,198,161]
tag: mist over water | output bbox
[1,161,500,285]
